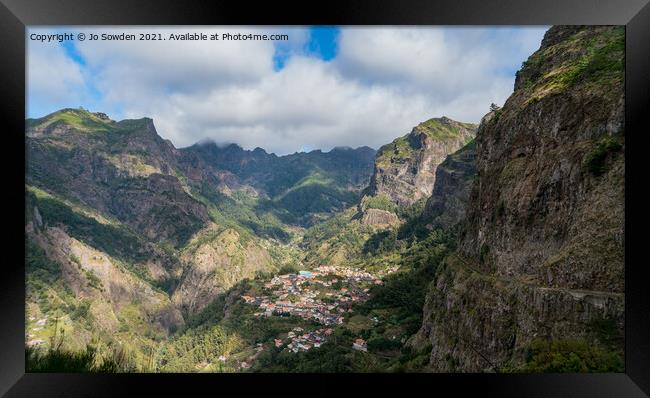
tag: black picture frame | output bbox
[1,0,648,396]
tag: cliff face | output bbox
[366,117,477,208]
[416,26,625,371]
[421,138,477,231]
[461,25,625,291]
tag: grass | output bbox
[418,118,468,141]
[361,194,397,213]
[522,26,624,104]
[28,108,114,133]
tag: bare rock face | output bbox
[366,117,477,208]
[417,255,624,372]
[360,208,401,227]
[461,25,625,291]
[417,26,625,371]
[421,139,477,231]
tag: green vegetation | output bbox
[375,118,475,170]
[252,333,353,372]
[418,118,470,141]
[26,345,134,373]
[26,188,149,267]
[26,238,61,278]
[376,136,412,167]
[589,318,623,349]
[189,182,293,243]
[83,269,104,291]
[585,134,623,176]
[27,108,115,133]
[521,338,623,373]
[184,143,374,227]
[26,241,77,322]
[522,27,624,103]
[26,318,138,372]
[362,194,397,213]
[359,230,454,332]
[157,325,242,372]
[568,27,624,86]
[252,228,454,373]
[24,25,625,374]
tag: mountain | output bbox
[24,108,377,358]
[358,117,476,227]
[181,142,376,226]
[366,117,477,206]
[26,110,208,248]
[412,25,625,372]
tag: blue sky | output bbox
[27,26,548,154]
[273,27,339,70]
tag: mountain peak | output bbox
[27,108,118,133]
[368,115,477,207]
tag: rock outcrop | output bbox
[416,26,625,371]
[366,117,477,208]
[360,208,401,227]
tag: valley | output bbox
[25,25,625,373]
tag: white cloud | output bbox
[27,26,548,155]
[27,40,86,116]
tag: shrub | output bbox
[585,135,622,176]
[26,345,134,373]
[523,338,623,373]
[367,337,402,351]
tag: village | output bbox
[241,265,395,354]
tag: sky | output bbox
[27,26,549,155]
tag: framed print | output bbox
[1,0,649,396]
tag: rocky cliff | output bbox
[421,138,477,231]
[415,26,625,372]
[365,117,477,209]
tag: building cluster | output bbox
[277,327,334,353]
[240,265,397,355]
[243,267,381,327]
